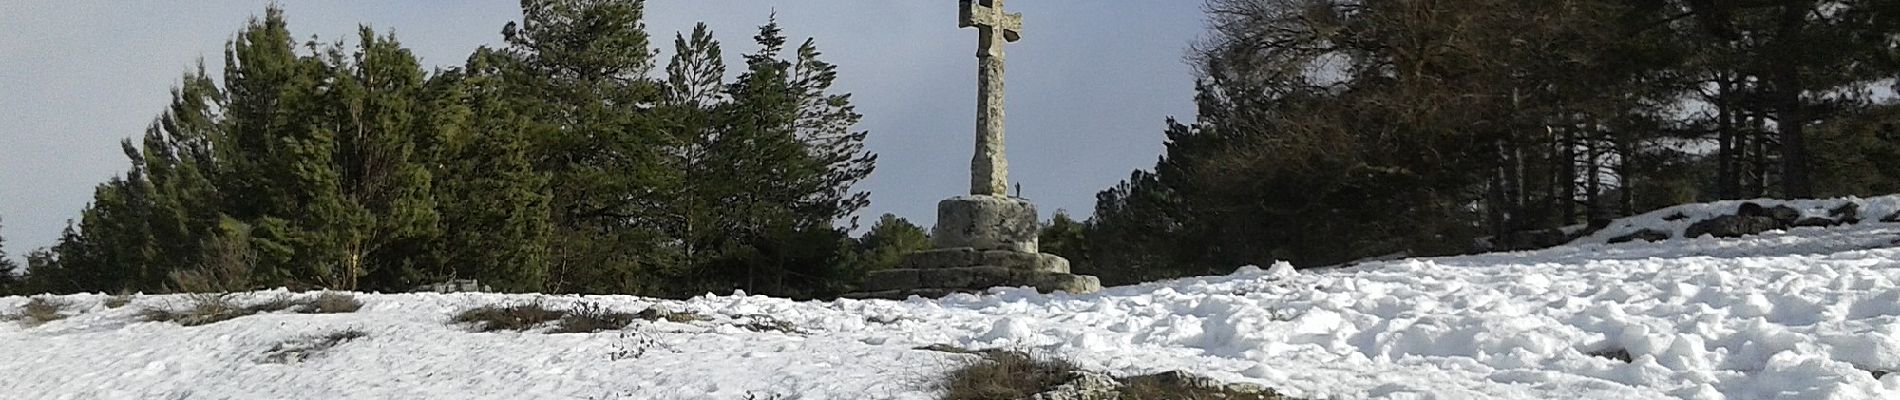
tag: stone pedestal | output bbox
[933,196,1040,253]
[845,195,1102,300]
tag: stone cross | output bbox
[959,0,1022,196]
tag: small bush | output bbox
[142,294,256,326]
[261,329,368,364]
[13,298,69,327]
[555,303,635,334]
[940,352,1299,400]
[942,351,1077,400]
[454,302,567,332]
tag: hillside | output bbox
[7,198,1900,399]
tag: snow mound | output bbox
[1577,195,1900,245]
[6,202,1900,399]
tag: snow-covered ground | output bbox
[8,200,1900,399]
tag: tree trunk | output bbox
[1715,76,1738,199]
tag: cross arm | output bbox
[959,0,1023,41]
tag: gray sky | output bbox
[0,1,1205,261]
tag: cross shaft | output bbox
[958,0,1022,196]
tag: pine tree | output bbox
[704,18,876,298]
[0,216,20,293]
[657,22,729,289]
[1038,211,1088,271]
[315,28,442,291]
[847,214,929,275]
[422,48,555,292]
[504,0,676,294]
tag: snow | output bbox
[1578,195,1900,245]
[8,201,1900,399]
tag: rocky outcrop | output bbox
[1029,370,1288,400]
[1684,215,1783,238]
[1608,228,1672,244]
[1684,201,1865,239]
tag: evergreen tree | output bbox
[0,216,19,293]
[658,23,729,289]
[700,18,875,298]
[306,28,441,291]
[422,48,555,292]
[503,0,676,294]
[1037,211,1088,272]
[847,214,929,275]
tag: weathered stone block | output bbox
[1031,273,1101,294]
[899,247,983,269]
[861,269,921,292]
[933,195,1039,253]
[842,288,976,300]
[1036,254,1070,274]
[919,266,1019,289]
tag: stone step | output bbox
[842,274,1100,300]
[859,266,1100,293]
[841,288,976,300]
[898,247,1069,273]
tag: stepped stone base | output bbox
[844,195,1102,300]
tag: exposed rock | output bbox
[1123,371,1275,396]
[1608,229,1671,244]
[1884,210,1900,223]
[1031,273,1102,294]
[1830,202,1861,223]
[1792,217,1841,228]
[1029,370,1286,400]
[1029,371,1121,400]
[1737,202,1801,226]
[1685,215,1782,239]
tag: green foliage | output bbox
[37,1,878,298]
[850,214,931,272]
[423,49,554,293]
[1083,0,1900,282]
[0,217,18,293]
[1037,211,1088,272]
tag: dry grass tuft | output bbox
[941,351,1078,400]
[141,294,256,326]
[554,303,635,334]
[453,302,567,332]
[260,329,368,364]
[13,298,69,327]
